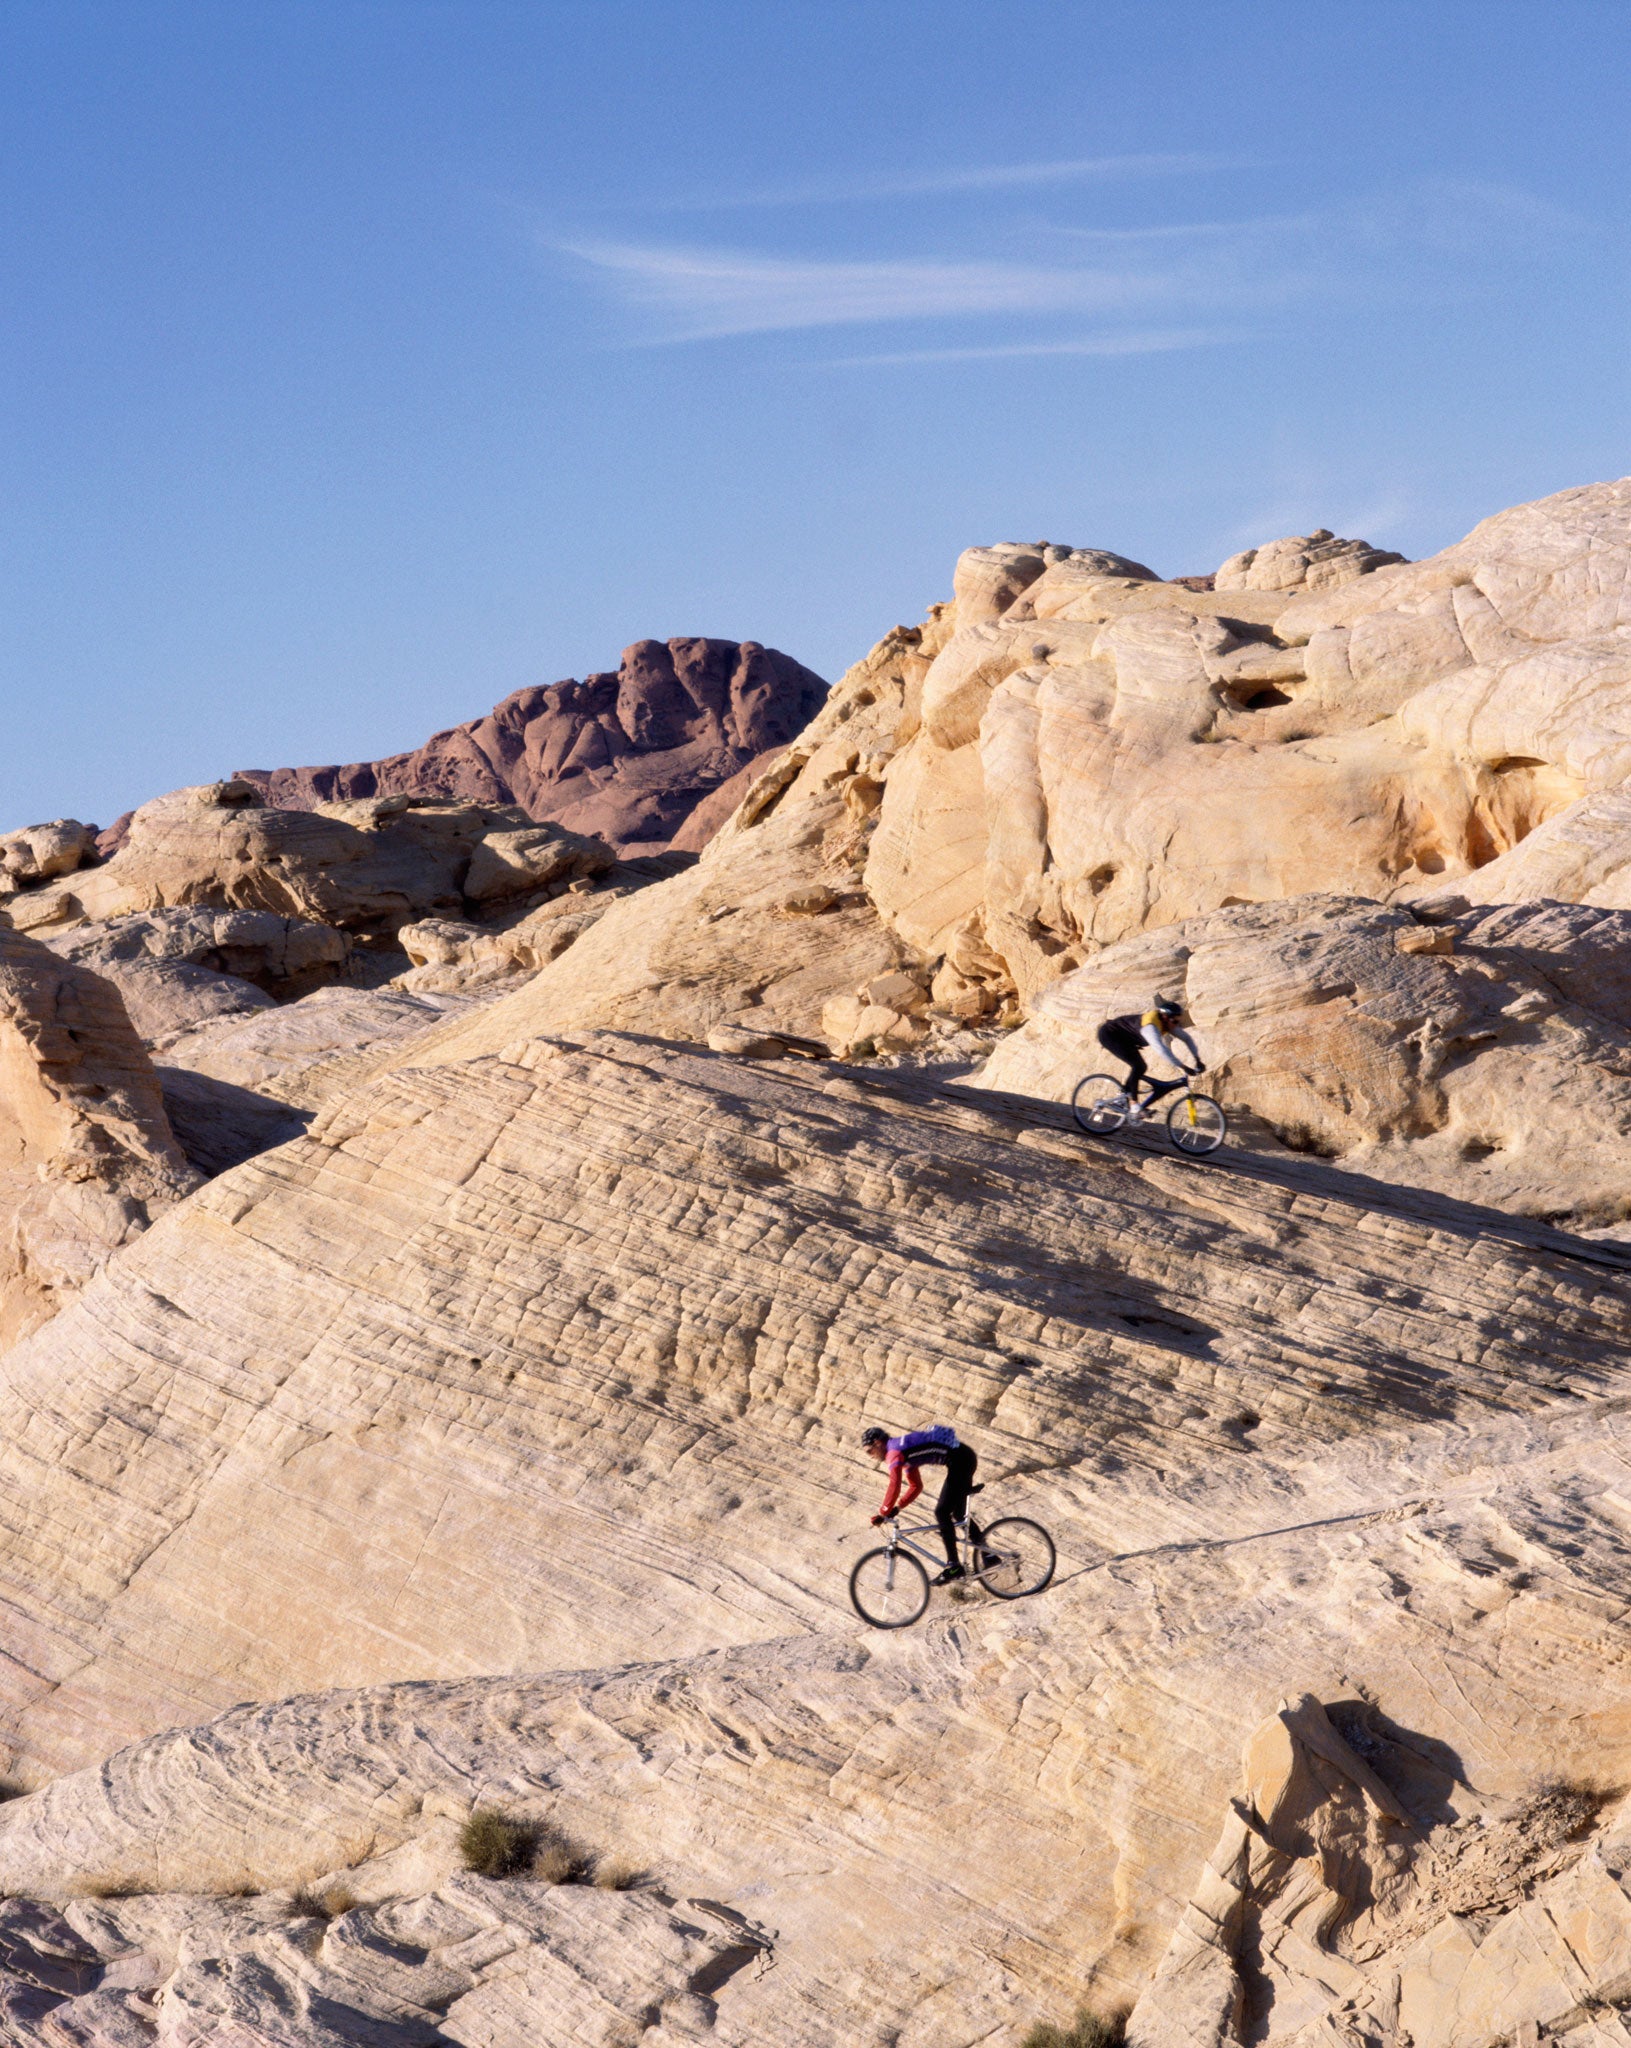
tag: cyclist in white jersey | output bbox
[1095,995,1204,1113]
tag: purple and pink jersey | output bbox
[879,1426,959,1516]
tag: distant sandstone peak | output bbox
[234,637,828,854]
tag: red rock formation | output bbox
[236,639,827,852]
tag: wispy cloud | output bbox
[817,328,1236,367]
[560,241,1204,341]
[643,153,1255,212]
[557,177,1594,354]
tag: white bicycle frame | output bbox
[875,1513,981,1576]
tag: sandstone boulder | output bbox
[1129,1696,1631,2048]
[1214,526,1407,592]
[5,781,615,944]
[36,906,353,1059]
[236,637,829,853]
[862,480,1631,1012]
[44,905,350,991]
[0,818,98,892]
[395,912,569,994]
[459,820,614,903]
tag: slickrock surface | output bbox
[0,927,195,1348]
[2,1344,1631,2042]
[237,637,828,852]
[978,891,1631,1230]
[4,1034,1628,1782]
[0,1028,1629,2037]
[151,984,495,1178]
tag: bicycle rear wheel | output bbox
[850,1546,931,1628]
[1071,1073,1131,1136]
[1167,1091,1227,1155]
[974,1518,1056,1599]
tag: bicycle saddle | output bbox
[969,1483,984,1494]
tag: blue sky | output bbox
[3,1,1628,832]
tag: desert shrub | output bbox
[81,1877,148,1901]
[1530,1777,1610,1840]
[290,1883,357,1920]
[1020,2008,1125,2048]
[531,1821,590,1885]
[592,1855,642,1891]
[459,1807,542,1879]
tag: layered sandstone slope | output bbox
[236,637,828,852]
[978,892,1631,1229]
[0,1032,1626,1786]
[1,1379,1631,2044]
[0,927,195,1348]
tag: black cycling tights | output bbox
[936,1444,982,1565]
[1097,1022,1180,1103]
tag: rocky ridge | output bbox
[2,484,1631,2042]
[235,636,828,853]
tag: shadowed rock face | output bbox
[235,638,829,853]
[0,926,196,1346]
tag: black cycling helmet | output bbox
[860,1425,888,1449]
[1154,994,1183,1019]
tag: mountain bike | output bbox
[847,1495,1055,1629]
[1070,1072,1227,1156]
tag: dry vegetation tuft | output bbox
[289,1883,358,1920]
[459,1807,542,1879]
[531,1821,591,1885]
[1020,2008,1126,2048]
[456,1806,627,1886]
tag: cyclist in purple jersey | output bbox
[860,1424,984,1584]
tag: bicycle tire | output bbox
[1167,1091,1227,1156]
[849,1546,931,1628]
[1071,1073,1131,1136]
[973,1518,1056,1600]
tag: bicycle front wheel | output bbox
[1167,1091,1227,1155]
[850,1546,931,1628]
[1071,1073,1131,1136]
[975,1518,1056,1600]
